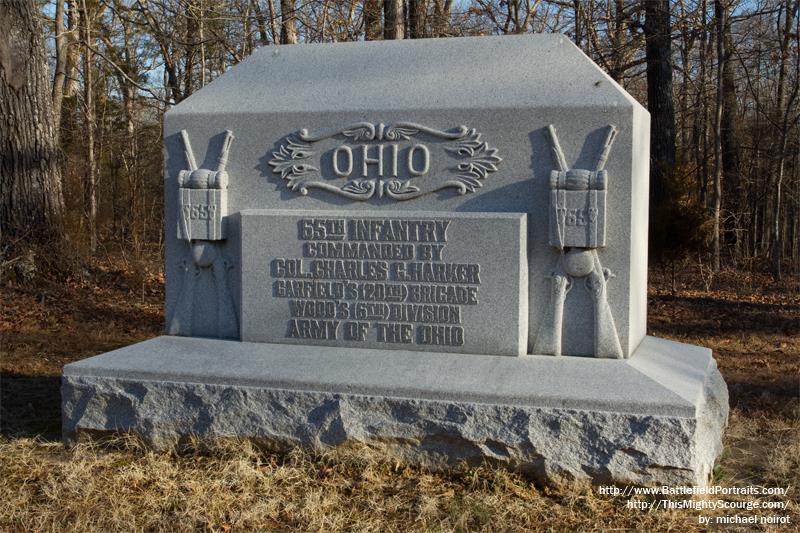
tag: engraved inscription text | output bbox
[270,217,482,347]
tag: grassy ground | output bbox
[1,253,798,532]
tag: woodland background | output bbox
[1,2,799,531]
[0,0,798,279]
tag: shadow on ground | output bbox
[648,295,799,338]
[1,373,62,441]
[725,375,799,417]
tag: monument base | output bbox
[62,336,728,486]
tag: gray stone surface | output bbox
[62,335,728,485]
[163,34,650,358]
[237,209,528,356]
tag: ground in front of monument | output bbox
[2,256,796,531]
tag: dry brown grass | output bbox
[1,257,798,532]
[0,436,714,532]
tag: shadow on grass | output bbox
[725,375,800,417]
[70,297,163,336]
[0,372,62,441]
[652,293,799,313]
[11,282,163,337]
[648,293,799,337]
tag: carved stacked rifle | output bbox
[534,124,623,358]
[167,129,238,339]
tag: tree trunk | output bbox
[52,0,68,129]
[692,0,708,205]
[384,0,404,39]
[252,0,271,45]
[770,0,797,280]
[364,0,382,40]
[677,0,693,153]
[794,151,800,273]
[607,0,629,83]
[573,1,582,48]
[720,16,741,254]
[81,0,97,253]
[0,0,65,245]
[712,0,725,272]
[696,0,709,205]
[644,0,676,210]
[199,0,206,87]
[408,0,425,38]
[242,0,254,55]
[432,0,451,37]
[64,0,82,98]
[184,1,198,94]
[280,0,298,44]
[267,0,280,44]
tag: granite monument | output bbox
[62,34,728,485]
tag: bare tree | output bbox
[720,2,741,255]
[771,0,799,279]
[281,0,298,44]
[384,0,404,39]
[53,0,69,128]
[267,0,281,42]
[693,0,710,206]
[606,1,639,83]
[0,0,65,244]
[135,0,184,102]
[712,0,725,271]
[432,0,452,37]
[364,0,382,40]
[80,0,98,253]
[644,0,676,213]
[99,0,147,254]
[252,0,272,45]
[408,0,426,38]
[64,0,82,99]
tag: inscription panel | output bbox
[240,210,528,356]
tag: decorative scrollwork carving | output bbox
[268,122,501,201]
[445,129,502,193]
[268,137,319,192]
[383,179,421,199]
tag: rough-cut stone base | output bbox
[62,336,728,485]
